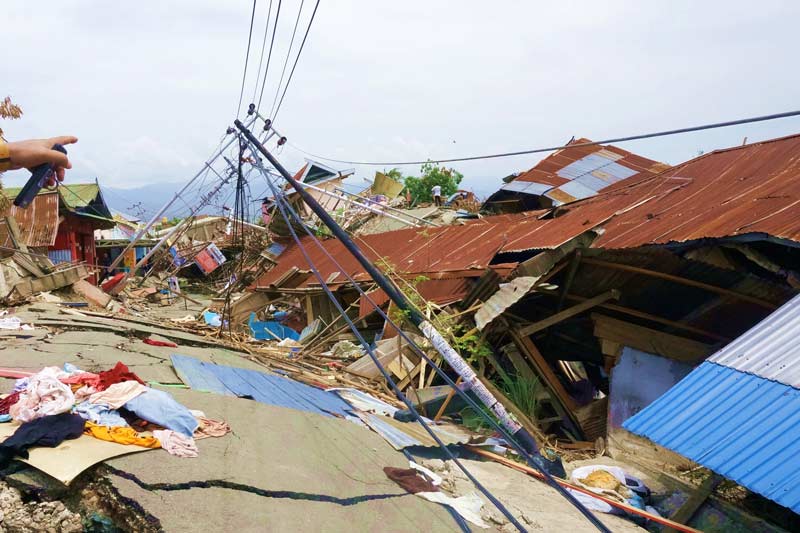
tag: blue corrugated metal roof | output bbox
[171,354,353,418]
[709,292,800,388]
[624,361,800,512]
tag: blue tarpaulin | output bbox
[170,354,352,418]
[248,312,299,341]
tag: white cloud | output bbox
[1,0,798,195]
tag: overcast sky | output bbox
[3,0,800,199]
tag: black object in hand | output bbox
[13,144,68,209]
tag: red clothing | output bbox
[0,391,21,415]
[67,362,145,391]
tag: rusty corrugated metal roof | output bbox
[502,138,668,204]
[256,133,800,291]
[594,134,800,247]
[0,191,60,248]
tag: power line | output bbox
[268,0,306,119]
[250,0,275,105]
[271,0,321,122]
[236,0,259,118]
[289,108,800,166]
[256,0,283,112]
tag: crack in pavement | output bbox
[105,466,408,507]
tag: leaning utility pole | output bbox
[235,120,544,458]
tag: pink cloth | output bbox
[74,385,97,403]
[60,372,100,385]
[9,367,75,422]
[194,417,231,440]
[88,381,147,409]
[154,429,198,458]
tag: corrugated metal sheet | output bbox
[623,361,800,513]
[475,276,539,330]
[358,278,471,318]
[501,138,666,202]
[171,355,353,418]
[0,191,60,248]
[594,134,800,247]
[48,249,73,264]
[708,292,800,387]
[356,411,471,450]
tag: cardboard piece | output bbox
[0,423,154,484]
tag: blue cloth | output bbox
[124,388,198,437]
[72,401,129,427]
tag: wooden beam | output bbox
[510,330,579,413]
[433,376,462,422]
[556,250,582,311]
[518,289,619,337]
[592,313,715,363]
[581,257,777,309]
[596,300,730,341]
[664,473,723,533]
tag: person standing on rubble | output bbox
[0,136,78,183]
[431,184,442,207]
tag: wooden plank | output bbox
[518,289,620,337]
[433,376,463,422]
[581,257,777,309]
[4,216,27,252]
[510,330,578,413]
[592,313,714,363]
[664,473,723,533]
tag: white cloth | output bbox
[9,367,75,422]
[431,185,442,197]
[0,317,33,330]
[417,491,488,528]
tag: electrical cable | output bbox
[270,0,321,122]
[249,153,609,531]
[256,0,284,113]
[268,0,305,119]
[236,0,260,118]
[251,0,275,105]
[288,108,800,166]
[260,167,531,533]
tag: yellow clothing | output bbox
[84,422,161,449]
[0,141,9,172]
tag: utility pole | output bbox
[235,120,546,461]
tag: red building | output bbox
[0,182,115,284]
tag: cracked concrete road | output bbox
[104,389,462,532]
[2,305,464,532]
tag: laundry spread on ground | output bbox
[0,362,232,477]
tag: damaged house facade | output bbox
[248,133,800,527]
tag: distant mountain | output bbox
[103,182,231,220]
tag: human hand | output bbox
[8,136,78,185]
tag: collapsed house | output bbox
[245,133,800,525]
[0,183,117,300]
[1,183,114,278]
[95,209,156,272]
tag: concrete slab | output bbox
[109,473,459,533]
[105,389,461,531]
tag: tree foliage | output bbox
[401,162,463,204]
[0,96,23,137]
